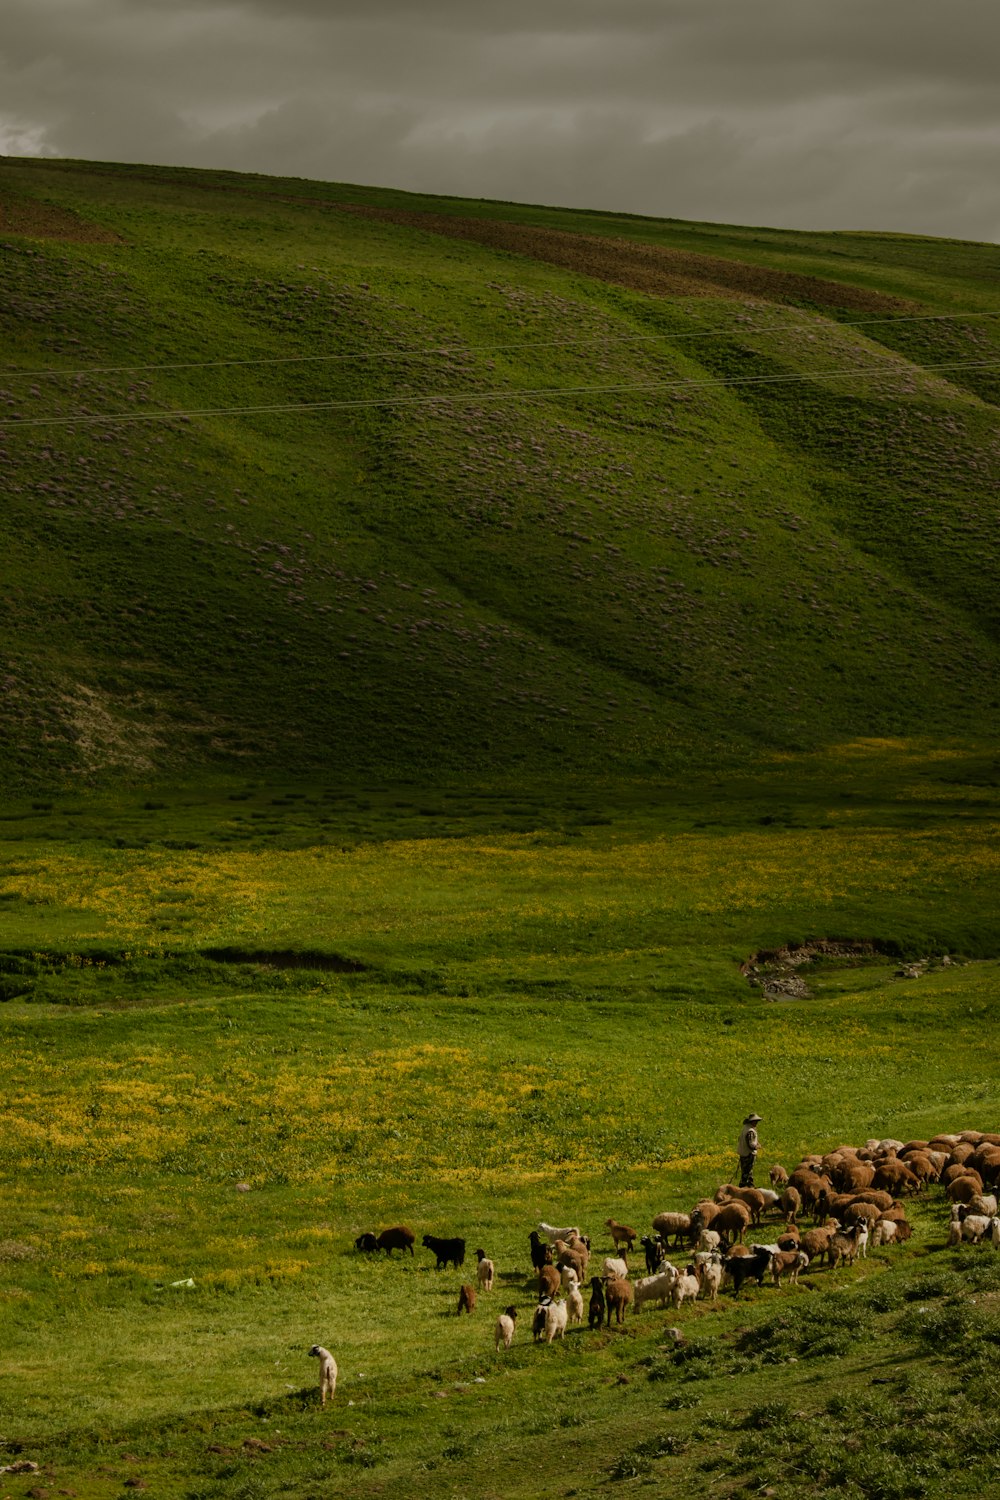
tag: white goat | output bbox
[633,1271,675,1311]
[602,1256,629,1280]
[494,1306,517,1350]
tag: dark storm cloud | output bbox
[2,0,999,239]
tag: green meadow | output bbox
[1,158,1000,1497]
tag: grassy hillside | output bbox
[2,156,1000,788]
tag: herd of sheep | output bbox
[312,1127,1000,1400]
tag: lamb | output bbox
[652,1210,693,1247]
[872,1218,902,1248]
[769,1164,789,1187]
[588,1276,606,1329]
[457,1283,477,1315]
[543,1298,568,1343]
[670,1268,700,1309]
[475,1249,495,1293]
[633,1271,676,1312]
[566,1283,585,1325]
[376,1225,415,1257]
[605,1217,637,1252]
[422,1234,466,1270]
[308,1345,337,1406]
[538,1222,580,1243]
[946,1216,963,1248]
[354,1232,378,1253]
[603,1256,629,1280]
[494,1306,517,1350]
[604,1275,633,1325]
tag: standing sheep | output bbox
[475,1249,495,1293]
[308,1345,337,1407]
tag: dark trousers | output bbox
[739,1154,756,1187]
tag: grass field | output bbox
[2,158,1000,1497]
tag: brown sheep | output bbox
[769,1164,789,1188]
[947,1174,985,1205]
[457,1284,477,1315]
[376,1225,416,1257]
[842,1201,881,1231]
[557,1248,587,1283]
[652,1211,693,1248]
[779,1186,802,1224]
[902,1152,939,1186]
[945,1144,976,1170]
[604,1275,633,1326]
[801,1222,839,1266]
[969,1146,1000,1186]
[712,1201,752,1246]
[848,1189,895,1212]
[789,1169,833,1213]
[835,1161,876,1193]
[538,1265,561,1299]
[872,1160,921,1196]
[715,1185,767,1225]
[605,1218,637,1252]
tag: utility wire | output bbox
[0,310,998,382]
[2,356,999,432]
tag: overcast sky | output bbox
[3,0,999,241]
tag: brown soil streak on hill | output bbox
[339,203,914,314]
[0,195,121,243]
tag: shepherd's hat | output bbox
[744,1113,763,1123]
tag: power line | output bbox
[2,356,998,433]
[0,310,998,382]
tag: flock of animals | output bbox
[310,1128,1000,1402]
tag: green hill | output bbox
[2,156,1000,789]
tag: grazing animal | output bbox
[559,1263,580,1293]
[694,1258,723,1302]
[376,1225,415,1257]
[422,1234,466,1270]
[696,1228,721,1254]
[829,1223,865,1269]
[604,1275,633,1325]
[457,1283,477,1315]
[354,1232,378,1253]
[532,1300,550,1342]
[712,1201,752,1246]
[602,1256,629,1280]
[769,1164,789,1188]
[308,1345,337,1406]
[605,1217,637,1252]
[475,1249,495,1293]
[633,1271,676,1312]
[771,1249,808,1286]
[495,1306,518,1350]
[723,1246,772,1293]
[652,1210,693,1248]
[588,1277,606,1329]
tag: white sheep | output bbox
[475,1249,495,1293]
[602,1256,629,1280]
[308,1345,337,1406]
[633,1270,676,1311]
[961,1214,992,1244]
[494,1305,518,1350]
[543,1298,568,1343]
[539,1222,580,1243]
[566,1284,584,1325]
[969,1195,998,1218]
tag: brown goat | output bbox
[604,1275,633,1326]
[605,1218,637,1252]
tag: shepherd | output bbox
[738,1112,762,1187]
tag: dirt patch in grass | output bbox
[336,204,916,314]
[0,194,121,243]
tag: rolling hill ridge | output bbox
[2,156,1000,789]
